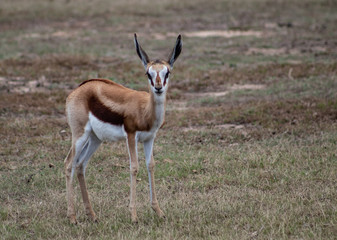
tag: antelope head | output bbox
[134,34,182,98]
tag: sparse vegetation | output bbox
[1,0,336,239]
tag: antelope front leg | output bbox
[127,133,139,223]
[144,138,165,218]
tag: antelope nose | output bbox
[155,86,162,91]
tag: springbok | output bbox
[64,34,182,224]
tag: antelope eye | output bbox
[165,71,170,79]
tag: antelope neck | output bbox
[148,90,166,129]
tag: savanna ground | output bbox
[0,0,337,239]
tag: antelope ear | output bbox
[134,33,150,69]
[167,35,182,68]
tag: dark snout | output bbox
[154,84,163,94]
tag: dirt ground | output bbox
[0,0,336,239]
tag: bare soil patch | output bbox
[20,31,79,40]
[0,55,138,93]
[185,30,263,38]
[246,47,301,56]
[179,84,266,99]
[182,123,245,132]
[168,84,266,112]
[171,62,337,93]
[165,97,337,141]
[185,84,266,98]
[152,30,264,40]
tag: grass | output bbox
[1,0,337,239]
[1,130,336,239]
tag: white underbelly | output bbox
[89,112,157,142]
[89,113,126,141]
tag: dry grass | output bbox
[1,0,337,239]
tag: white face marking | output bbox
[159,67,168,86]
[148,65,170,98]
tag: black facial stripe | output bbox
[164,71,170,85]
[146,72,154,86]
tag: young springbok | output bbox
[64,34,182,224]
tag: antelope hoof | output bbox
[131,215,138,224]
[130,208,138,223]
[68,215,78,225]
[87,213,98,223]
[152,205,165,219]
